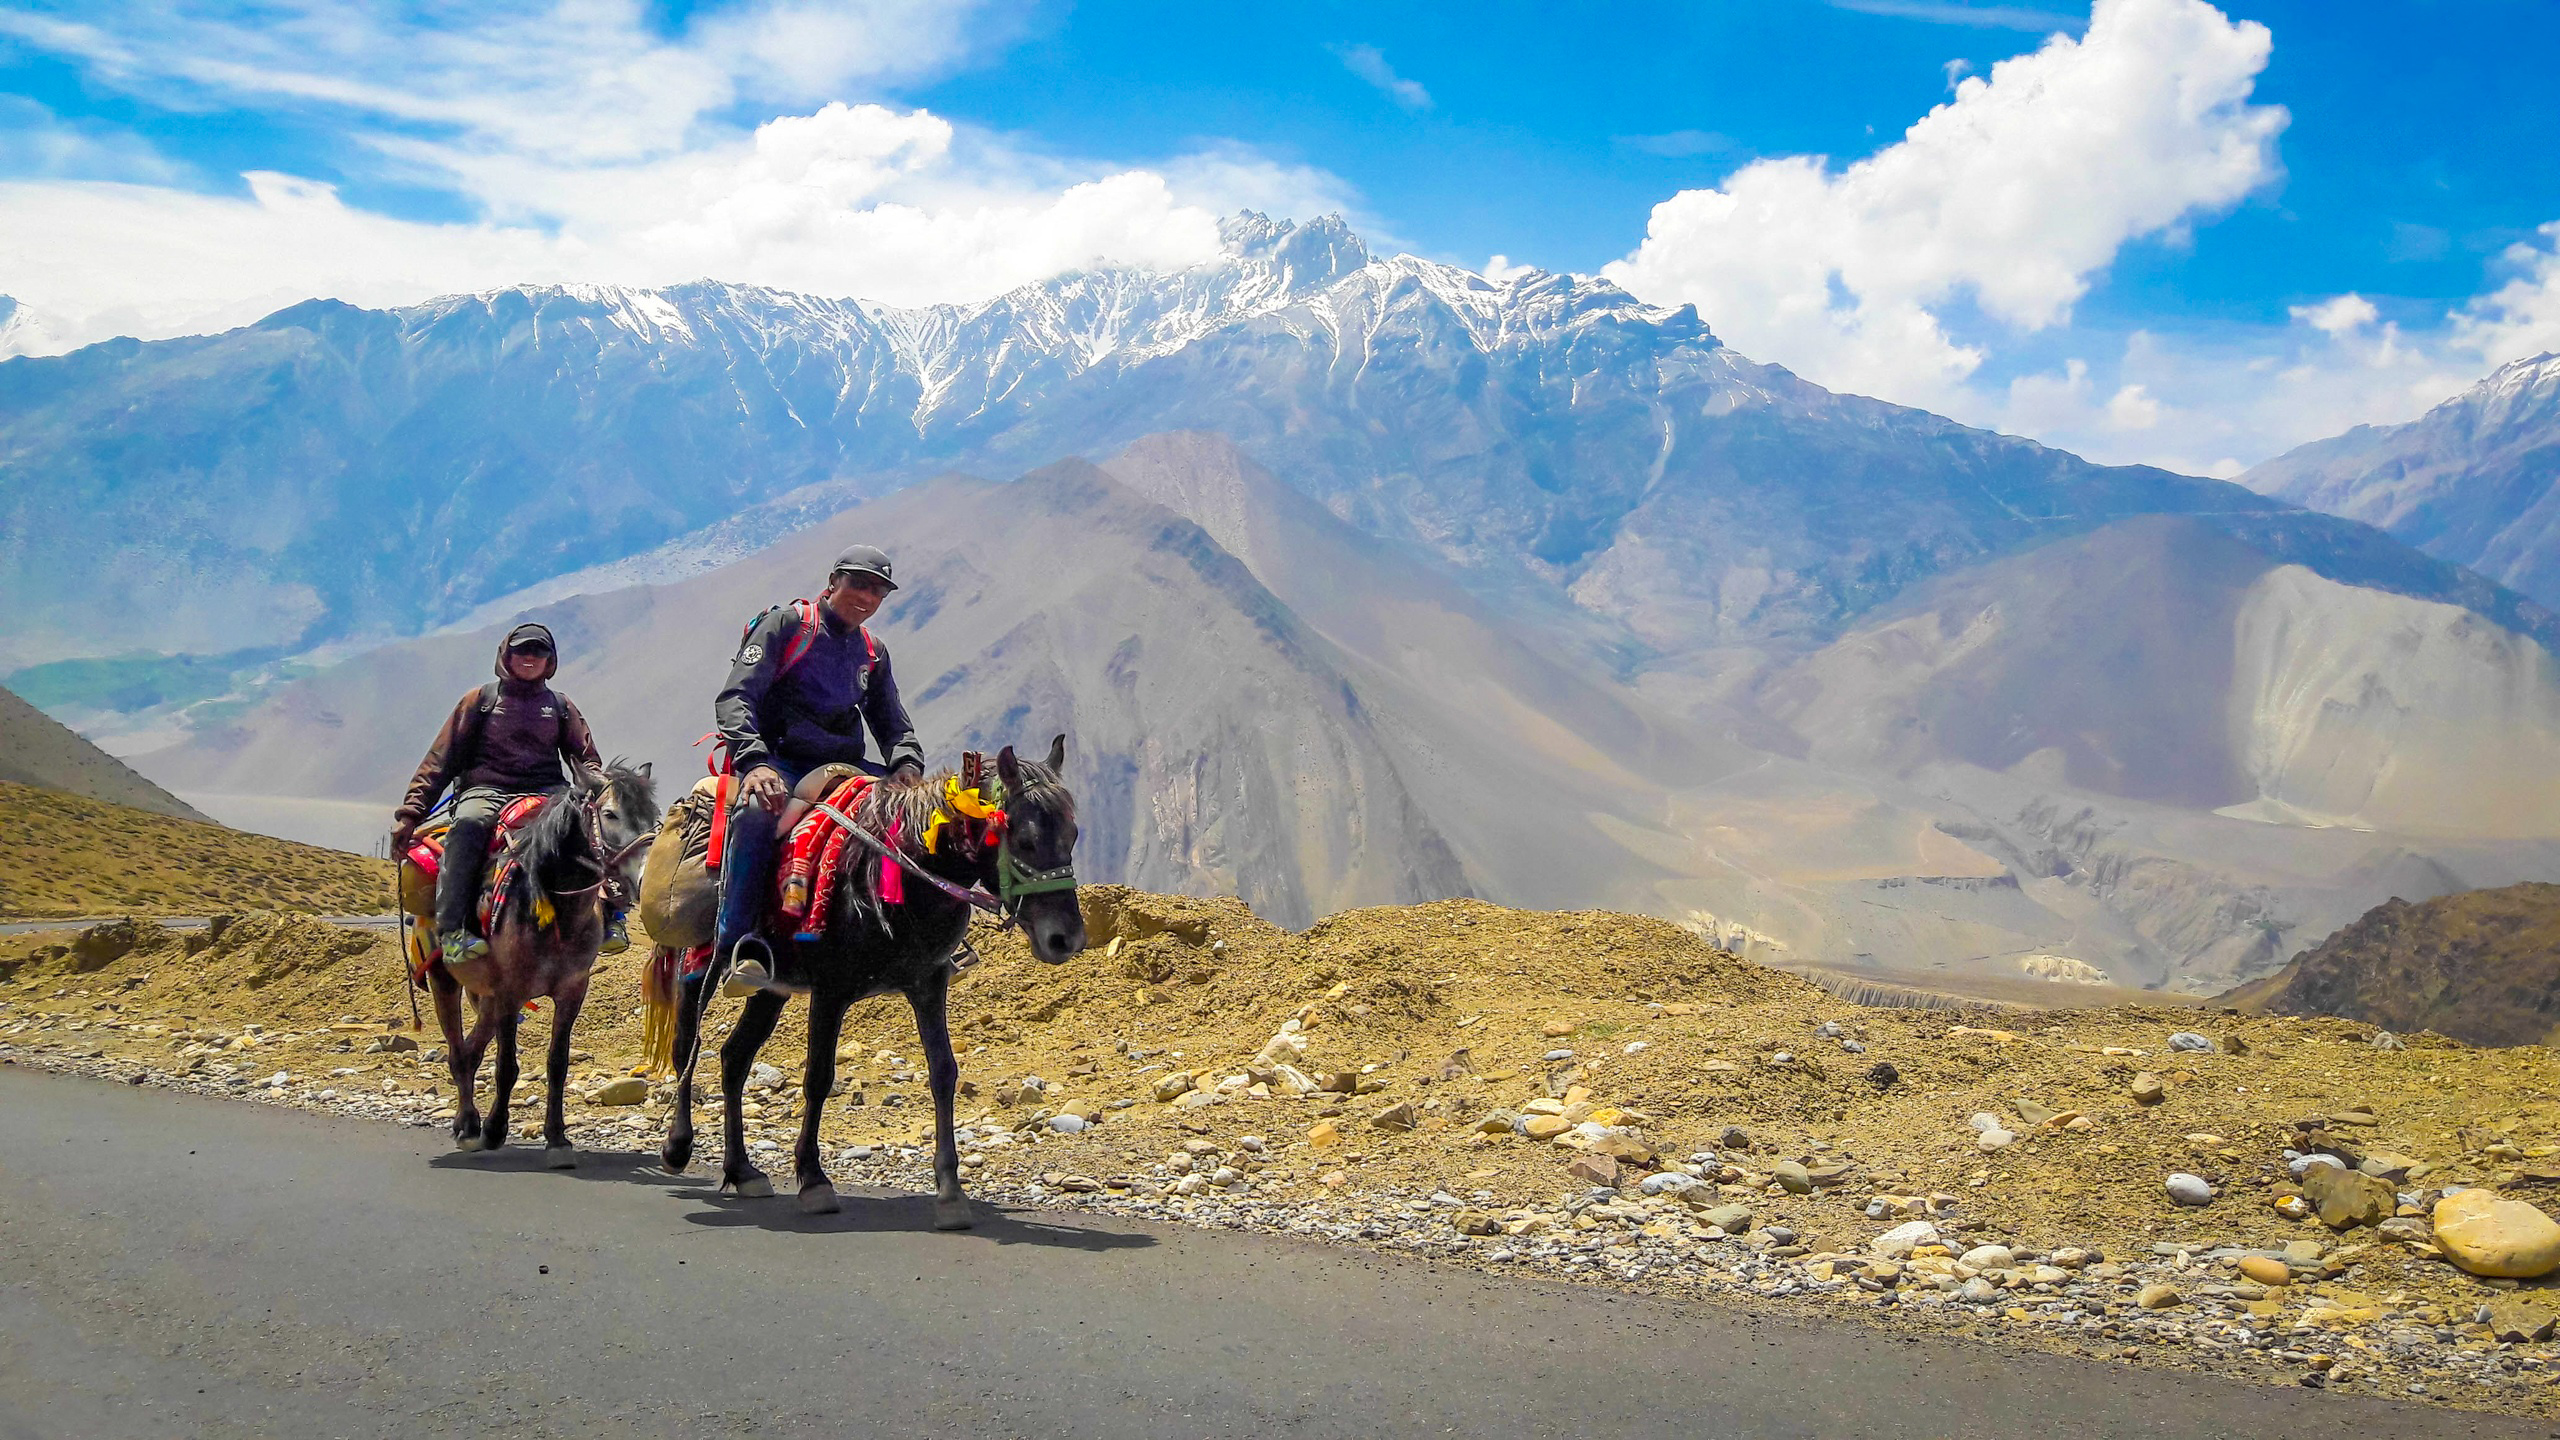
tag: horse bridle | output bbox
[560,787,653,904]
[802,794,1075,932]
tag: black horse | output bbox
[660,737,1087,1229]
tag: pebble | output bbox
[1047,1114,1090,1134]
[2238,1255,2291,1286]
[1699,1203,1754,1235]
[1958,1244,2014,1270]
[2166,1032,2216,1053]
[1772,1161,1814,1194]
[1977,1128,2016,1152]
[1150,1071,1194,1102]
[590,1076,649,1106]
[2165,1173,2215,1207]
[2135,1283,2183,1309]
[748,1061,784,1090]
[2128,1072,2166,1105]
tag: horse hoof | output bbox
[720,1175,775,1199]
[798,1182,840,1215]
[452,1128,480,1151]
[934,1197,976,1231]
[544,1145,577,1171]
[660,1142,692,1174]
[479,1130,507,1152]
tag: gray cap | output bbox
[830,544,898,591]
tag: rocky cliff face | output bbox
[2247,353,2560,611]
[2222,882,2560,1047]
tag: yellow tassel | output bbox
[923,813,950,853]
[639,947,679,1077]
[532,891,557,929]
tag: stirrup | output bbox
[600,916,632,956]
[719,938,777,998]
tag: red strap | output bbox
[705,773,736,871]
[777,599,823,677]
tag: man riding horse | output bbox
[393,622,624,963]
[713,544,926,992]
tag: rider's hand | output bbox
[741,765,790,812]
[888,759,924,786]
[390,819,416,852]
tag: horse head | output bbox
[588,759,660,896]
[996,734,1086,964]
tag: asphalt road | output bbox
[0,1066,2543,1440]
[0,915,401,936]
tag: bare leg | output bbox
[543,974,589,1168]
[909,973,971,1230]
[717,989,787,1196]
[482,1007,520,1151]
[794,992,848,1213]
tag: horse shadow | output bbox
[427,1142,1156,1253]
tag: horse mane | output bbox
[851,757,1072,847]
[513,759,658,887]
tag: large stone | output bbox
[1307,1119,1344,1149]
[589,1076,649,1106]
[2237,1255,2291,1286]
[1150,1072,1195,1102]
[2304,1164,2397,1230]
[2432,1189,2560,1278]
[2135,1283,2183,1309]
[1699,1203,1754,1234]
[1567,1153,1620,1188]
[1771,1161,1814,1194]
[2486,1292,2560,1344]
[2128,1073,2166,1106]
[1871,1221,1940,1259]
[1371,1102,1417,1132]
[1521,1114,1571,1141]
[2164,1173,2215,1207]
[1451,1209,1503,1237]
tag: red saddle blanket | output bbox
[776,774,877,940]
[402,794,551,880]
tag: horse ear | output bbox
[637,761,653,780]
[996,745,1021,790]
[1045,733,1066,771]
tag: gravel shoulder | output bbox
[1,1061,2543,1440]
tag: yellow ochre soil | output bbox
[5,886,2559,1416]
[0,780,392,919]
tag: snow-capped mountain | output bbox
[0,214,2546,672]
[2246,353,2560,609]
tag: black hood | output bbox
[495,622,559,682]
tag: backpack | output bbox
[741,598,875,678]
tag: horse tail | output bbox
[641,944,683,1077]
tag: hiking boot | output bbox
[599,914,631,956]
[440,929,489,965]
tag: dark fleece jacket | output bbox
[395,623,603,826]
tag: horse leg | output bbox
[793,991,849,1214]
[427,964,481,1148]
[542,974,589,1169]
[660,972,708,1173]
[454,995,502,1151]
[908,973,972,1231]
[716,989,788,1197]
[481,1007,521,1151]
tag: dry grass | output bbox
[0,781,393,919]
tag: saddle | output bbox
[395,795,551,920]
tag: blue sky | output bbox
[2,0,2557,472]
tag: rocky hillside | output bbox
[2247,353,2560,611]
[0,780,389,919]
[0,682,206,820]
[2224,883,2560,1047]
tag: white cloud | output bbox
[1606,0,2286,413]
[0,1,1331,349]
[1332,43,1433,112]
[2291,292,2377,339]
[2453,223,2560,367]
[1483,254,1536,284]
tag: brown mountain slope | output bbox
[0,780,391,919]
[2222,882,2560,1046]
[136,460,1478,927]
[0,683,207,821]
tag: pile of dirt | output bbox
[2225,883,2560,1047]
[0,781,392,919]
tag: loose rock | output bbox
[2432,1188,2560,1278]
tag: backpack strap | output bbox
[777,599,825,677]
[453,680,502,774]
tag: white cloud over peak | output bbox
[1606,0,2286,412]
[0,0,1321,350]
